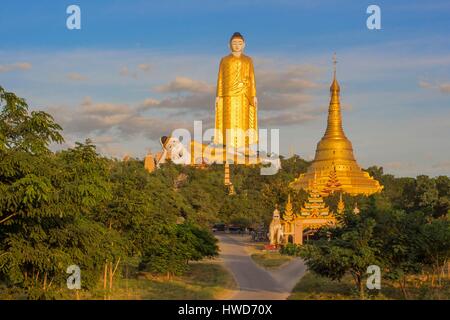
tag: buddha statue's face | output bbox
[230,38,245,53]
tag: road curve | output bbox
[216,233,307,300]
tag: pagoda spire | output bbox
[325,53,346,139]
[333,52,337,81]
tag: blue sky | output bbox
[1,0,449,177]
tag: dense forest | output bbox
[1,86,449,299]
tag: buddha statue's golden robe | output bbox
[214,54,257,149]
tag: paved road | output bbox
[216,233,307,300]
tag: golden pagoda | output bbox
[290,54,382,196]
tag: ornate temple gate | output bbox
[290,216,336,245]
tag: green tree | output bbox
[417,218,450,287]
[372,209,425,298]
[0,87,118,299]
[435,176,450,217]
[299,211,380,299]
[415,175,439,216]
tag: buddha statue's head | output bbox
[229,32,245,54]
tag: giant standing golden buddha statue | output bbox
[214,32,258,150]
[290,55,382,196]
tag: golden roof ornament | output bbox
[322,163,343,195]
[283,194,295,222]
[290,54,383,196]
[337,192,345,214]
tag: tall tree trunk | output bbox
[358,276,365,300]
[352,272,365,299]
[108,220,113,299]
[111,257,121,289]
[109,261,113,291]
[43,272,47,291]
[103,262,108,300]
[48,277,54,290]
[126,264,129,299]
[399,277,409,299]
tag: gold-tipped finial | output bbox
[333,52,337,75]
[331,52,340,92]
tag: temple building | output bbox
[279,184,336,245]
[290,56,382,196]
[300,176,331,217]
[269,189,339,246]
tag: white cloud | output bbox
[119,66,137,78]
[383,161,416,171]
[0,62,32,73]
[66,72,88,81]
[439,83,450,93]
[154,76,214,94]
[418,80,433,89]
[47,97,191,143]
[119,63,152,79]
[432,161,450,170]
[141,64,322,122]
[418,80,450,94]
[138,63,151,72]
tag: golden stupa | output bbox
[290,55,382,196]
